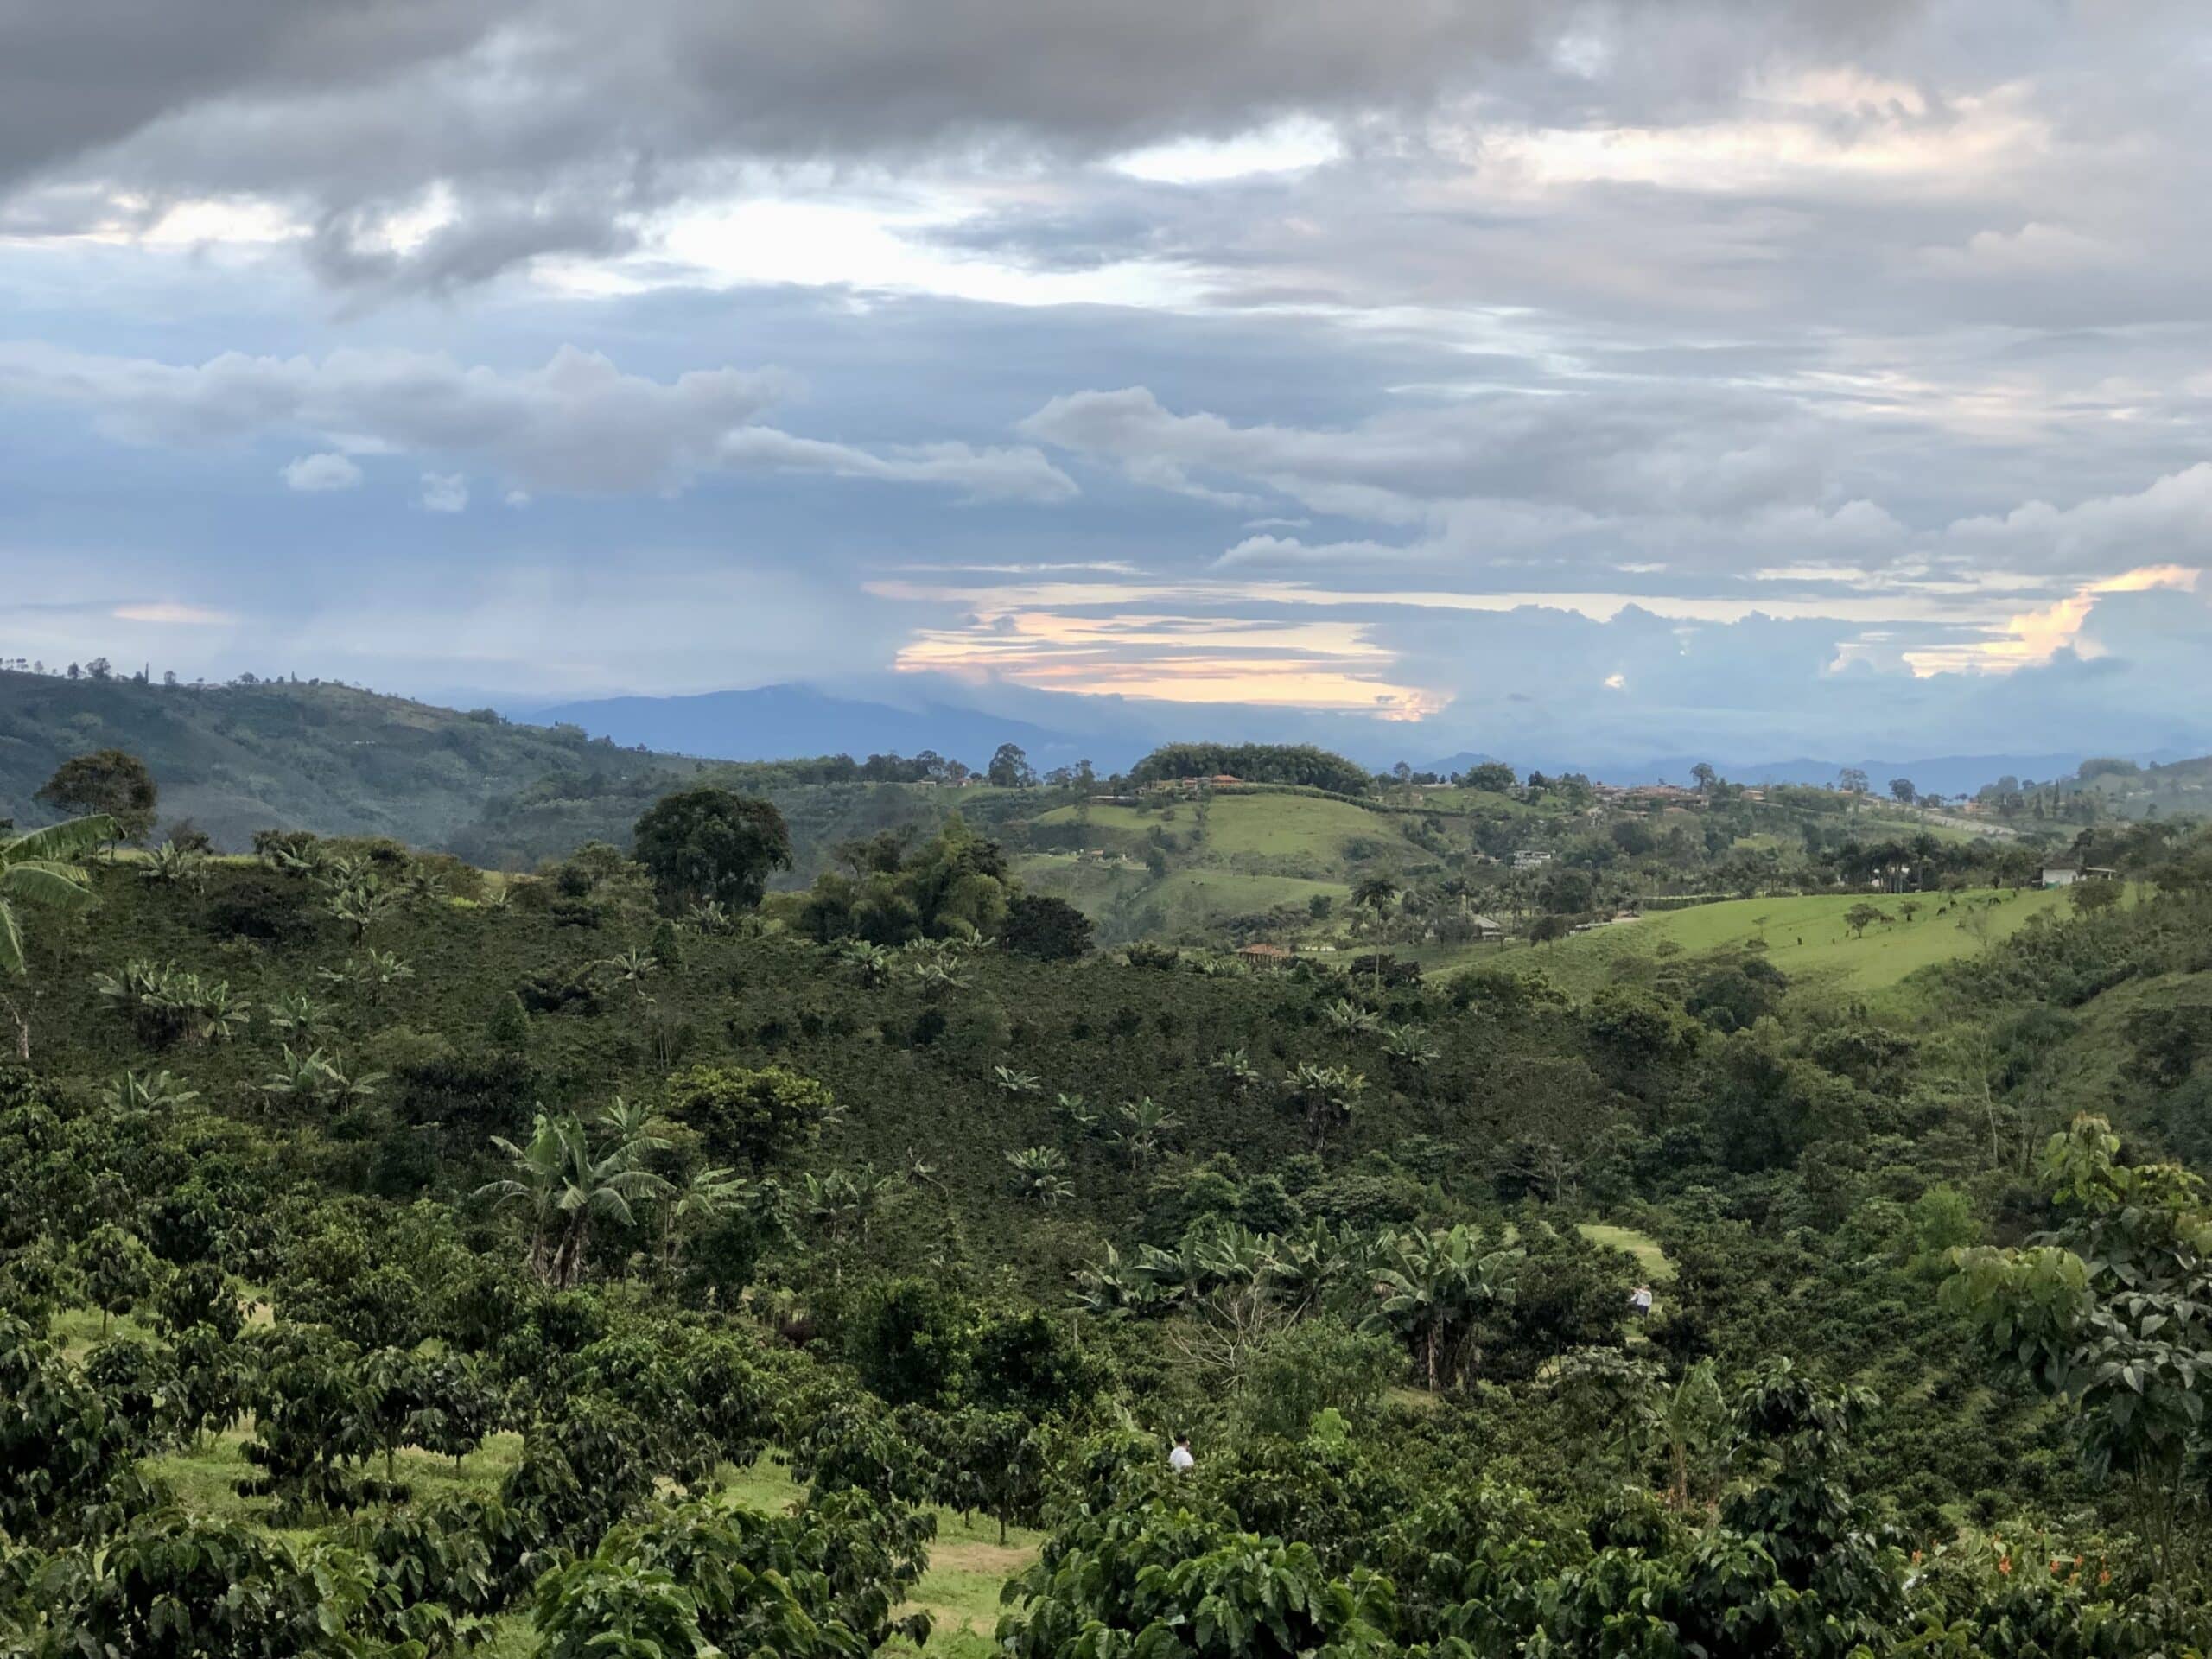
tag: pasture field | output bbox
[1032,790,1427,874]
[1016,851,1351,929]
[1498,885,2080,995]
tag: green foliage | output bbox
[1131,743,1371,796]
[26,1510,384,1656]
[845,1277,969,1407]
[1946,1115,2212,1575]
[0,815,111,986]
[633,787,794,912]
[36,749,157,844]
[665,1062,831,1173]
[1001,891,1094,959]
[0,1315,162,1548]
[475,1105,671,1288]
[74,1224,161,1334]
[1233,1316,1400,1440]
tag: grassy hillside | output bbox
[1029,790,1433,876]
[1514,886,2077,995]
[0,670,697,855]
[0,670,1058,881]
[1020,787,1446,941]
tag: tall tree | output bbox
[474,1104,671,1288]
[36,750,157,845]
[632,787,792,911]
[987,742,1036,787]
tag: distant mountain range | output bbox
[515,684,1115,772]
[5,669,2200,869]
[522,686,2180,798]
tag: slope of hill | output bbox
[1014,787,1454,942]
[520,683,1103,771]
[1517,885,2079,995]
[0,671,697,852]
[11,815,2212,1649]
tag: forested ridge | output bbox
[5,785,2212,1655]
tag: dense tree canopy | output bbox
[5,756,2212,1655]
[36,749,157,844]
[632,787,793,911]
[1130,743,1370,795]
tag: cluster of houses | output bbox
[1591,781,1714,808]
[1141,772,1248,798]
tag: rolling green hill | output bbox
[12,810,2212,1651]
[0,670,698,855]
[1508,885,2080,995]
[0,671,1050,881]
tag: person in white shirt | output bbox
[1629,1285,1654,1317]
[1168,1433,1194,1472]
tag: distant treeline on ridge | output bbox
[1128,741,1371,795]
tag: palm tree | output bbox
[1071,1243,1148,1319]
[1351,876,1399,928]
[1654,1359,1725,1510]
[835,938,894,987]
[0,815,113,1058]
[262,991,335,1039]
[1380,1023,1439,1071]
[1368,1225,1516,1390]
[261,1044,334,1103]
[139,840,207,887]
[1283,1062,1367,1152]
[1263,1219,1357,1317]
[658,1164,752,1273]
[1005,1146,1074,1205]
[1110,1096,1180,1169]
[1208,1047,1261,1100]
[474,1105,671,1288]
[798,1166,893,1248]
[1320,998,1380,1037]
[1056,1092,1102,1136]
[1351,876,1400,988]
[99,1069,200,1114]
[603,947,658,1000]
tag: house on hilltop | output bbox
[1236,942,1294,967]
[2041,861,2116,888]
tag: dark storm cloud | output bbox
[0,0,1936,288]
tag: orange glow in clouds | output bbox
[1904,565,2200,676]
[893,608,1447,720]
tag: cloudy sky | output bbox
[6,0,2212,766]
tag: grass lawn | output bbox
[1516,886,2077,995]
[1034,791,1421,873]
[1018,855,1349,928]
[713,1455,1039,1653]
[1576,1222,1675,1285]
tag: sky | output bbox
[5,0,2212,768]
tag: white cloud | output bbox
[419,472,468,512]
[280,451,363,492]
[0,341,1077,505]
